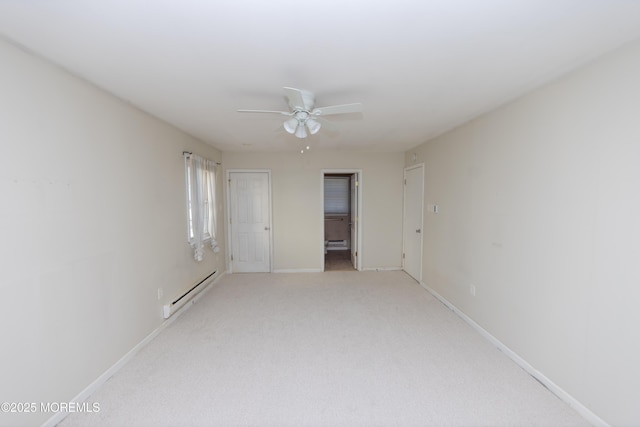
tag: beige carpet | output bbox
[61,271,588,426]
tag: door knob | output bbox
[265,226,270,231]
[416,229,421,233]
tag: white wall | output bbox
[0,39,223,427]
[406,38,640,426]
[222,151,404,272]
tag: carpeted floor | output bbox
[61,271,589,426]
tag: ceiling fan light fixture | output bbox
[306,118,321,135]
[295,123,307,138]
[283,118,298,134]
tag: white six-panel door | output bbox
[403,164,424,281]
[229,172,271,273]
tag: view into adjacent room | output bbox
[323,173,358,271]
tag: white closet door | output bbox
[403,165,424,281]
[229,172,271,273]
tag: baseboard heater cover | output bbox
[163,270,217,319]
[325,239,348,251]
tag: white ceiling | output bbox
[2,1,640,153]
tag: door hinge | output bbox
[230,254,233,261]
[355,251,358,257]
[404,179,407,185]
[355,180,359,187]
[402,253,405,259]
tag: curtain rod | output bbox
[183,151,221,165]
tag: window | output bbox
[324,177,349,215]
[185,165,214,241]
[184,153,218,261]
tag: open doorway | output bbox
[322,171,361,271]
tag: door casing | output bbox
[321,169,363,271]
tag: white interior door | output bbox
[350,174,358,269]
[229,172,271,273]
[403,165,424,281]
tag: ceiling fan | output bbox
[237,87,363,139]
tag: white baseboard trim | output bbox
[419,281,609,427]
[272,267,403,273]
[42,271,227,427]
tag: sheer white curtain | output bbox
[185,153,218,262]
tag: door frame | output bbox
[321,169,363,272]
[402,163,424,281]
[225,169,273,273]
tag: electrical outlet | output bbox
[157,288,164,300]
[470,285,476,297]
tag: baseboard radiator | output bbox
[325,239,348,250]
[163,270,217,319]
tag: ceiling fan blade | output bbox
[237,109,291,115]
[283,87,307,110]
[315,116,338,133]
[312,103,363,116]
